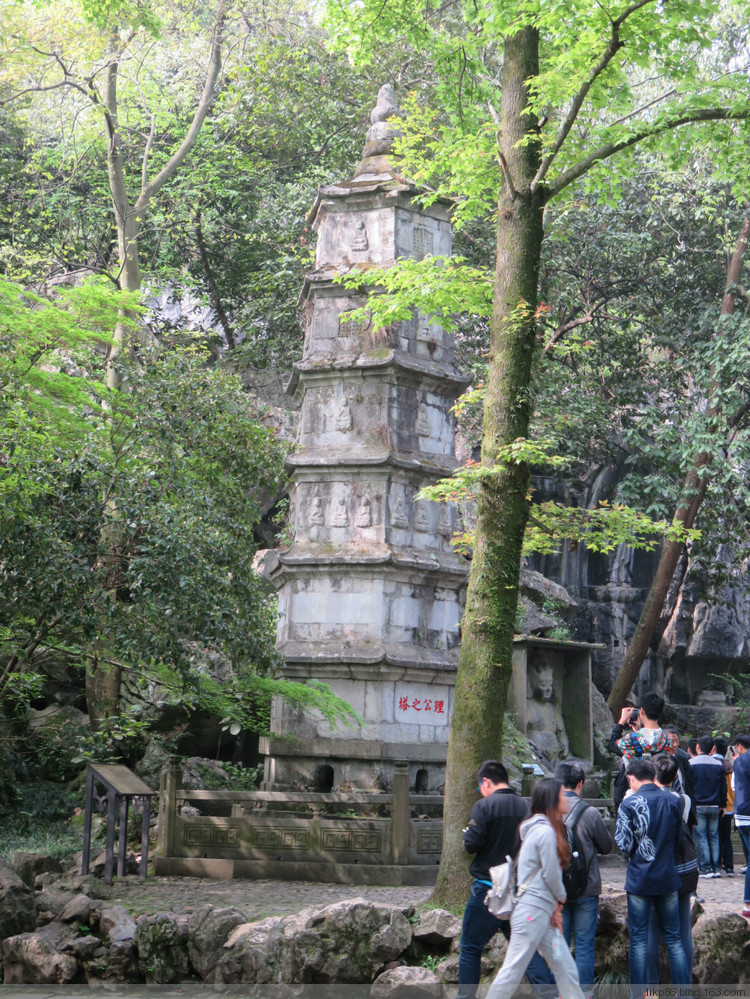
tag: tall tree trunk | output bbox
[607,212,750,715]
[195,207,237,349]
[85,657,121,730]
[432,26,544,907]
[86,9,225,727]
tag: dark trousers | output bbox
[457,880,556,999]
[719,812,734,871]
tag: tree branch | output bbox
[141,114,156,193]
[530,0,659,191]
[545,107,750,201]
[137,0,226,209]
[543,312,593,352]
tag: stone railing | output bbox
[154,761,442,885]
[154,760,615,885]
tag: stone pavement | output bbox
[108,857,748,920]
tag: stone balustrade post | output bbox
[157,757,181,858]
[391,762,410,865]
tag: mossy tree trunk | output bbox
[432,25,544,907]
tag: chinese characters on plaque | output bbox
[394,686,450,726]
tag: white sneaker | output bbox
[699,872,714,878]
[712,871,723,878]
[741,866,748,875]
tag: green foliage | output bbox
[0,781,83,861]
[192,759,263,791]
[336,256,492,336]
[419,434,696,557]
[420,955,441,972]
[1,279,359,742]
[71,706,152,767]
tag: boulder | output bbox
[10,852,63,887]
[0,859,36,941]
[594,890,630,979]
[435,954,459,983]
[692,911,750,984]
[99,904,136,943]
[411,909,461,947]
[207,917,285,985]
[60,894,93,924]
[209,900,412,985]
[2,921,79,984]
[83,904,139,983]
[36,888,78,925]
[186,905,247,979]
[277,899,412,983]
[135,911,191,983]
[64,872,113,900]
[371,964,441,996]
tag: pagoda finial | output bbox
[354,84,402,178]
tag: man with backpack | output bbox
[555,761,613,997]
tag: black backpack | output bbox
[562,800,591,901]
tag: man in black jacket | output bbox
[457,760,555,999]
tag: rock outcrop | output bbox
[3,874,750,988]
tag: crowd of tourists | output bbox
[456,693,750,998]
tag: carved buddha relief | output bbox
[351,218,369,251]
[416,405,431,437]
[310,495,325,526]
[391,491,409,529]
[414,502,429,533]
[437,505,453,538]
[356,496,372,527]
[525,651,570,760]
[332,496,349,527]
[335,399,353,432]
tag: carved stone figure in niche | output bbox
[414,502,429,533]
[356,496,372,527]
[310,495,325,525]
[437,505,452,538]
[416,406,431,437]
[526,651,569,760]
[391,492,409,529]
[332,496,349,527]
[336,400,353,432]
[351,218,369,251]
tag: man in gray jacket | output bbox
[555,761,613,997]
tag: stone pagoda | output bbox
[261,86,469,793]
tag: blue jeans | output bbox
[694,805,720,873]
[738,825,750,904]
[627,891,689,988]
[562,894,598,995]
[457,880,556,998]
[645,892,693,984]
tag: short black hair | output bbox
[640,692,664,722]
[554,761,585,790]
[736,734,750,750]
[627,759,656,782]
[653,753,679,786]
[477,760,509,785]
[688,739,699,754]
[699,735,714,755]
[714,737,728,756]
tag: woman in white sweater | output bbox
[487,778,585,999]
